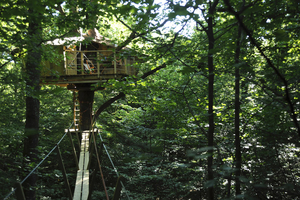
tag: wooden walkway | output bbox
[64,128,123,200]
[73,130,90,200]
[10,128,124,200]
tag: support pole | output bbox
[15,182,26,200]
[76,131,81,150]
[124,58,127,75]
[57,145,73,200]
[68,129,79,170]
[97,51,100,78]
[89,132,105,199]
[88,168,98,200]
[87,135,94,170]
[91,129,109,200]
[81,52,84,75]
[112,176,124,200]
[114,53,117,75]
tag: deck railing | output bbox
[64,50,136,77]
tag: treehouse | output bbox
[41,29,138,89]
[40,29,140,131]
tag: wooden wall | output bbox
[40,40,138,82]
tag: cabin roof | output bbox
[46,36,116,48]
[45,29,117,48]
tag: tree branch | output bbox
[223,0,300,136]
[93,63,167,123]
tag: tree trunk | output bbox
[23,4,42,199]
[207,8,216,200]
[234,24,242,196]
[76,84,95,130]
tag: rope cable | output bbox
[91,129,110,200]
[3,122,74,200]
[97,128,131,200]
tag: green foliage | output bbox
[1,0,300,199]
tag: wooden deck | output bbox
[41,73,126,86]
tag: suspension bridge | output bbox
[3,124,129,200]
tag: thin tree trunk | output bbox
[234,24,242,195]
[207,3,217,199]
[23,4,42,199]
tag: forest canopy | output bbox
[1,0,300,199]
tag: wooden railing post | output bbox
[57,145,73,200]
[89,130,105,199]
[114,52,117,75]
[76,130,81,150]
[88,168,98,200]
[15,182,26,200]
[68,129,79,170]
[81,52,84,74]
[112,176,124,200]
[97,51,100,78]
[87,130,94,170]
[63,50,67,75]
[124,58,127,75]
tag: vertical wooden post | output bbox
[114,52,117,75]
[73,92,80,130]
[57,145,73,200]
[89,131,105,200]
[132,57,136,75]
[81,52,84,75]
[97,51,100,78]
[68,129,79,170]
[87,130,95,170]
[124,58,127,74]
[76,130,81,150]
[15,182,26,200]
[88,168,98,200]
[63,50,67,75]
[112,176,124,200]
[91,129,109,200]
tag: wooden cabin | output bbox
[41,29,138,88]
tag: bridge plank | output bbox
[73,170,83,200]
[73,130,93,200]
[82,170,89,200]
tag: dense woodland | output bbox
[1,0,300,199]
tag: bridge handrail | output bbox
[96,126,131,200]
[3,122,74,200]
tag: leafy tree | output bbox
[1,0,300,199]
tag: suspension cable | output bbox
[97,127,131,200]
[91,128,110,200]
[3,122,74,200]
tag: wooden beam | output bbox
[67,129,79,170]
[112,176,124,200]
[57,145,73,200]
[124,59,127,75]
[15,182,26,200]
[81,52,84,75]
[114,53,117,75]
[97,51,100,78]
